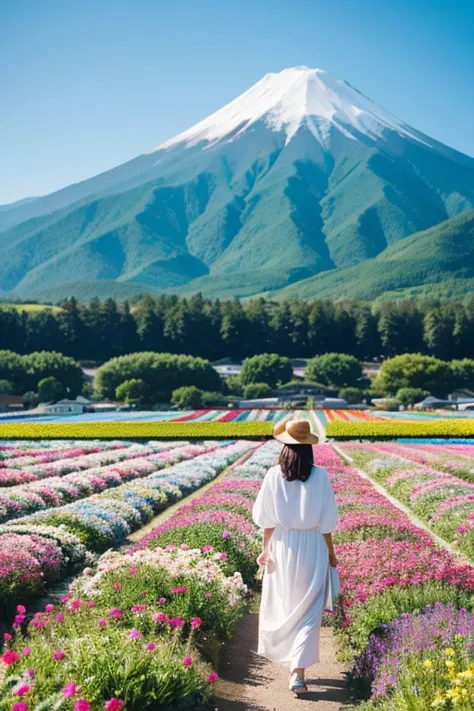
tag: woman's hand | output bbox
[257,551,269,568]
[329,551,338,568]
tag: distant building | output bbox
[42,396,91,415]
[0,394,24,413]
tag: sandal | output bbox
[289,672,308,697]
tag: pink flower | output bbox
[208,671,219,684]
[104,699,123,711]
[183,656,193,667]
[180,544,189,550]
[152,612,169,624]
[169,617,185,628]
[60,594,71,603]
[74,700,91,711]
[13,685,31,697]
[129,628,141,640]
[171,586,188,595]
[56,612,65,622]
[131,605,146,614]
[45,604,54,613]
[98,618,107,627]
[108,608,122,620]
[26,669,35,678]
[88,601,96,609]
[16,605,26,614]
[53,650,67,661]
[71,600,82,611]
[145,642,156,651]
[2,650,20,666]
[22,648,31,657]
[218,553,228,561]
[202,545,214,553]
[190,617,202,629]
[62,682,78,698]
[129,568,137,575]
[113,582,121,590]
[165,544,177,551]
[3,633,12,641]
[222,530,231,539]
[205,593,213,600]
[158,597,167,605]
[12,703,28,711]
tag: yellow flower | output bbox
[445,648,456,657]
[424,660,434,669]
[446,660,455,669]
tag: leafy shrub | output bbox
[375,353,453,397]
[339,387,364,404]
[243,382,273,399]
[240,353,292,388]
[115,378,146,405]
[171,386,204,409]
[395,387,429,406]
[38,376,66,403]
[306,353,363,388]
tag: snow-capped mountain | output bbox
[1,66,474,302]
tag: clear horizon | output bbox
[2,0,473,204]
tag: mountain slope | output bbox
[2,66,474,301]
[274,211,474,301]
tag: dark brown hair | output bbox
[279,444,314,482]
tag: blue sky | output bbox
[2,0,473,204]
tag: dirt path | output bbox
[214,610,354,711]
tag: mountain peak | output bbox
[153,66,431,153]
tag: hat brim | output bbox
[274,431,319,445]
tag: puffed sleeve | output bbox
[319,468,339,534]
[252,468,278,529]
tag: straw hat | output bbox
[273,418,319,445]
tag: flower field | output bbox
[0,440,255,616]
[326,418,474,440]
[2,438,474,709]
[342,441,474,563]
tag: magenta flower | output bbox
[152,612,169,624]
[129,628,141,640]
[53,650,67,661]
[208,671,219,684]
[60,594,71,603]
[13,684,31,697]
[62,682,78,698]
[129,568,137,575]
[202,545,214,553]
[56,612,65,622]
[104,699,123,711]
[108,607,123,620]
[26,669,35,678]
[183,656,193,667]
[169,617,185,628]
[45,604,54,613]
[222,530,231,539]
[22,648,31,657]
[11,703,28,711]
[16,605,26,614]
[131,605,146,614]
[158,597,167,605]
[218,552,228,561]
[171,586,188,595]
[190,617,202,629]
[205,593,212,600]
[113,582,122,590]
[98,618,107,627]
[88,601,96,609]
[145,642,156,651]
[74,700,91,711]
[70,600,82,611]
[3,633,12,641]
[1,650,20,666]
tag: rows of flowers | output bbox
[342,442,474,562]
[0,421,274,440]
[326,418,474,440]
[309,445,474,709]
[0,442,277,710]
[0,441,253,617]
[0,443,214,522]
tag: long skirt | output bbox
[257,527,329,670]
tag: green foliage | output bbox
[224,375,243,396]
[22,391,39,410]
[376,353,453,396]
[339,387,364,404]
[0,379,12,394]
[37,376,66,403]
[240,353,292,388]
[396,387,430,406]
[96,352,222,402]
[306,353,363,388]
[450,359,474,390]
[243,382,273,400]
[0,349,83,395]
[115,378,146,406]
[171,385,204,409]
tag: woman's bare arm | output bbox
[323,533,338,567]
[257,527,275,566]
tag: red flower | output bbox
[1,650,19,666]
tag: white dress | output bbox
[252,464,338,670]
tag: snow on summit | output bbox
[154,66,431,152]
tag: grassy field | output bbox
[0,302,62,313]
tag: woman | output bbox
[252,418,339,697]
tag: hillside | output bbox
[2,67,474,302]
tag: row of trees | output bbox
[2,295,474,362]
